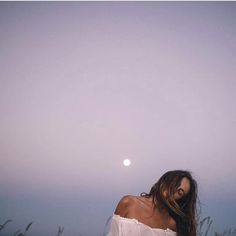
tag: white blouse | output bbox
[107,214,177,236]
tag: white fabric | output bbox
[107,214,177,236]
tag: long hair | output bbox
[140,170,198,236]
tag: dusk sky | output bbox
[0,2,236,236]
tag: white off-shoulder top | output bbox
[107,214,177,236]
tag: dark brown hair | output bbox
[140,170,198,236]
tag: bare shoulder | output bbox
[114,195,136,217]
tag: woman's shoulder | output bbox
[114,195,137,217]
[117,195,138,205]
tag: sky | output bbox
[0,2,236,236]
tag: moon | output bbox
[123,159,131,167]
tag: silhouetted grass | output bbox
[0,220,12,232]
[198,216,236,236]
[13,222,33,236]
[57,226,64,236]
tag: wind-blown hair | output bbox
[140,170,198,236]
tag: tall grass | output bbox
[0,220,12,232]
[199,216,236,236]
[0,221,33,236]
[57,226,64,236]
[13,222,33,236]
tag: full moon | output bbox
[123,159,131,167]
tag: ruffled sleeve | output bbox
[106,214,120,236]
[107,214,140,236]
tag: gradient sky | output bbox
[0,2,236,236]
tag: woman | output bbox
[107,170,198,236]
